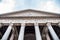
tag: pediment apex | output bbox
[0,9,60,17]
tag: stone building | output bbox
[0,9,60,40]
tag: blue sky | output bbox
[15,0,60,13]
[0,0,60,14]
[55,0,60,7]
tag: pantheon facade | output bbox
[0,9,60,40]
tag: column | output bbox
[18,23,25,40]
[47,23,59,40]
[34,23,42,40]
[42,27,46,40]
[0,23,2,38]
[42,26,51,40]
[1,23,13,40]
[45,27,51,40]
[10,33,14,40]
[13,26,18,40]
[9,28,14,40]
[46,33,51,40]
[58,23,60,27]
[9,32,14,40]
[0,23,2,28]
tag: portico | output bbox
[0,9,60,40]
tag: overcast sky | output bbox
[0,0,60,14]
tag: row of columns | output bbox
[47,23,59,40]
[0,23,60,40]
[1,23,13,40]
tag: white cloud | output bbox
[0,0,60,14]
[17,0,25,6]
[34,0,60,13]
[0,0,15,14]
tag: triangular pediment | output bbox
[0,9,60,17]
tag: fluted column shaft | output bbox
[18,23,25,40]
[34,23,42,40]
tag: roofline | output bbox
[0,9,60,16]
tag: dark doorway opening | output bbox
[24,26,36,40]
